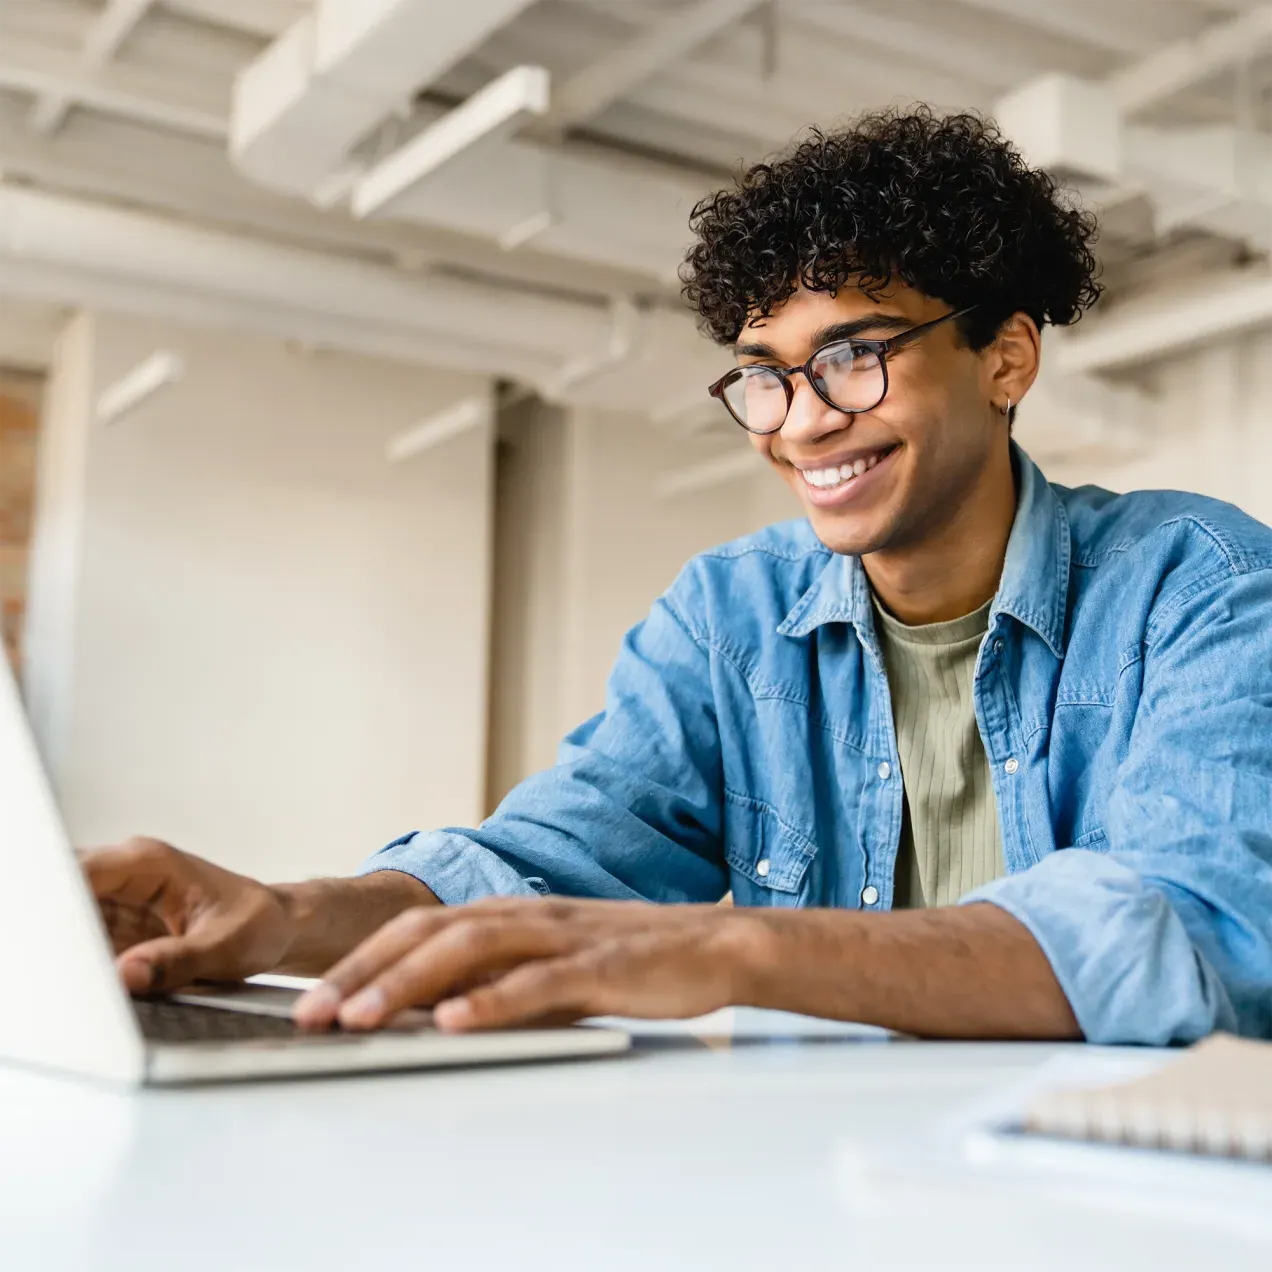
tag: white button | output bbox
[994,639,1004,654]
[755,858,771,878]
[1004,758,1020,775]
[877,761,891,780]
[861,885,880,906]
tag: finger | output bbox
[115,929,232,995]
[293,905,453,1027]
[434,955,601,1032]
[336,919,576,1031]
[98,897,169,955]
[80,839,175,904]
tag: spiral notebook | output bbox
[1023,1033,1272,1163]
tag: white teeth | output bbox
[802,450,889,490]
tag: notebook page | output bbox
[1024,1034,1272,1162]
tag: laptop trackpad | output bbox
[169,982,434,1030]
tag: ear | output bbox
[985,312,1041,415]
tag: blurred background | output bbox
[0,0,1268,880]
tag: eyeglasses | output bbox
[708,306,977,435]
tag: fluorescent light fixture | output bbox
[498,210,556,252]
[655,450,760,499]
[352,66,550,220]
[386,396,490,463]
[95,350,185,425]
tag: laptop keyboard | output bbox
[133,998,307,1044]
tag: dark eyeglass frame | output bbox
[708,305,978,435]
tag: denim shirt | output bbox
[361,446,1272,1045]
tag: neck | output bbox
[864,445,1017,626]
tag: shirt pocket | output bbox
[1071,825,1109,851]
[722,788,815,906]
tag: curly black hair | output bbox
[681,106,1102,348]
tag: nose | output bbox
[779,372,851,445]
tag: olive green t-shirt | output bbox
[873,597,1006,909]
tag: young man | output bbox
[86,109,1272,1045]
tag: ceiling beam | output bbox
[352,66,549,220]
[29,0,161,137]
[0,95,677,301]
[791,2,1028,92]
[0,28,229,141]
[952,0,1172,57]
[536,0,765,134]
[1053,264,1272,373]
[161,0,310,39]
[232,0,537,199]
[1107,3,1272,113]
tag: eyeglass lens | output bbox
[724,343,885,433]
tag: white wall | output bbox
[485,402,775,805]
[26,311,494,881]
[1029,334,1272,525]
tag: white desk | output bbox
[1,1009,1269,1272]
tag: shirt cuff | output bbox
[356,831,547,906]
[960,849,1235,1045]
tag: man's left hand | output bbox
[292,897,761,1032]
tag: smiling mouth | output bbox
[796,443,900,493]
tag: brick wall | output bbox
[0,371,43,678]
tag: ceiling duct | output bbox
[231,0,537,196]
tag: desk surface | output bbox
[2,1009,1269,1272]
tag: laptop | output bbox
[0,653,630,1085]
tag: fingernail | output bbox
[339,987,386,1028]
[119,959,152,995]
[434,998,474,1032]
[293,983,341,1024]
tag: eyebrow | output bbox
[734,313,914,361]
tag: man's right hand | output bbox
[81,837,441,995]
[81,838,296,995]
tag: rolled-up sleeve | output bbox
[358,566,729,907]
[964,569,1272,1044]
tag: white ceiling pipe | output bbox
[0,254,552,385]
[0,186,607,361]
[353,66,550,220]
[1054,267,1272,374]
[231,0,536,197]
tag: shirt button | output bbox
[994,639,1004,654]
[755,859,771,878]
[861,885,880,906]
[1004,758,1020,775]
[877,761,892,780]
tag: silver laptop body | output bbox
[0,654,629,1086]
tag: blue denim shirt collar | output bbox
[776,444,1070,657]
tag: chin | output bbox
[804,508,889,557]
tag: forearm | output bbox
[272,870,439,976]
[733,902,1081,1040]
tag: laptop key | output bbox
[133,997,307,1043]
